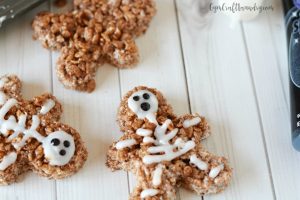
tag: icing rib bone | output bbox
[142,119,195,165]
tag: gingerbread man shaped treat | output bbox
[0,75,87,185]
[32,0,156,92]
[107,86,232,199]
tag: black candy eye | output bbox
[51,138,60,146]
[64,140,70,148]
[59,149,66,156]
[133,96,139,101]
[143,93,150,99]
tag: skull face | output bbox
[42,131,75,166]
[128,90,158,123]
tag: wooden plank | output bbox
[0,2,56,200]
[175,0,275,199]
[242,0,300,199]
[50,1,129,200]
[53,65,129,200]
[119,0,188,199]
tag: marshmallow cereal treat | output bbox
[107,86,232,199]
[32,0,156,92]
[0,75,87,185]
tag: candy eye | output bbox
[51,138,60,146]
[143,93,150,99]
[64,140,70,148]
[59,149,66,156]
[133,96,139,101]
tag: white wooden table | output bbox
[0,0,296,199]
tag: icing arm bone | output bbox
[175,114,211,141]
[0,75,87,185]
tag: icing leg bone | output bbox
[129,164,177,200]
[0,75,87,185]
[107,86,232,199]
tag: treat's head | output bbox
[42,131,75,166]
[128,90,158,123]
[118,86,175,131]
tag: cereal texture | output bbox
[0,75,87,185]
[32,0,156,92]
[107,86,232,199]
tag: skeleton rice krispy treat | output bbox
[106,86,232,199]
[0,75,87,185]
[32,0,156,92]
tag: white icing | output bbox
[0,152,17,170]
[174,138,185,148]
[12,115,45,149]
[116,139,137,150]
[183,117,201,128]
[140,189,159,198]
[141,120,195,165]
[209,164,224,179]
[143,136,155,144]
[128,89,196,165]
[0,98,75,167]
[153,119,178,145]
[42,131,75,166]
[136,128,152,137]
[7,114,27,141]
[128,90,158,124]
[190,154,208,170]
[152,164,163,186]
[143,140,195,165]
[40,99,55,115]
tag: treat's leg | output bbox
[176,114,211,141]
[0,150,26,185]
[130,165,177,200]
[182,151,232,195]
[0,75,22,101]
[56,46,101,93]
[105,38,139,68]
[32,12,75,50]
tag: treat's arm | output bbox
[176,114,211,141]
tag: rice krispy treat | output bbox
[32,0,156,92]
[0,75,87,185]
[107,86,232,199]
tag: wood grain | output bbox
[176,0,276,199]
[0,0,293,199]
[242,0,300,199]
